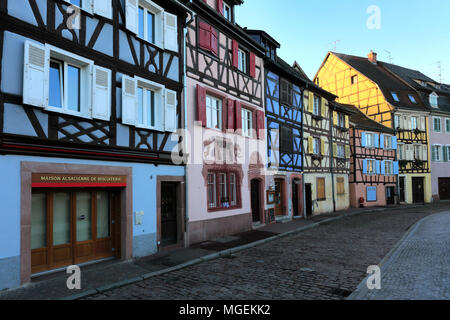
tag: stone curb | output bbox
[346,212,438,300]
[61,204,425,300]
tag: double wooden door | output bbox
[438,178,450,200]
[412,177,425,203]
[31,189,120,274]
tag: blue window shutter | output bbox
[362,160,367,174]
[392,136,397,150]
[380,160,385,174]
[375,160,380,174]
[380,135,385,149]
[361,132,366,147]
[374,134,379,148]
[394,161,399,174]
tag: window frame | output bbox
[366,159,377,175]
[316,177,326,201]
[432,145,442,162]
[411,116,417,130]
[429,93,439,108]
[241,108,253,138]
[222,1,232,22]
[237,47,248,74]
[408,94,417,104]
[45,45,93,119]
[336,177,345,195]
[445,118,450,133]
[137,0,164,48]
[337,144,345,159]
[391,92,400,102]
[206,170,241,211]
[351,75,358,85]
[433,116,442,132]
[312,137,321,155]
[384,135,393,150]
[135,76,164,131]
[313,95,320,116]
[206,94,223,131]
[384,160,394,175]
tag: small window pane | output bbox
[67,65,80,112]
[70,0,81,7]
[31,193,47,249]
[76,192,92,242]
[137,87,144,125]
[49,61,63,108]
[138,6,145,39]
[97,192,110,239]
[147,11,155,43]
[147,90,155,127]
[53,192,71,246]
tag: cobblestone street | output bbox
[85,205,450,300]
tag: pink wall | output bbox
[429,116,450,198]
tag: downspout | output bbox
[180,0,195,247]
[330,104,336,212]
[302,84,307,218]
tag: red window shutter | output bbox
[197,84,207,127]
[235,101,242,131]
[198,21,212,51]
[257,110,265,140]
[249,52,256,78]
[252,111,257,138]
[217,0,223,14]
[232,40,239,68]
[211,28,218,56]
[227,99,235,131]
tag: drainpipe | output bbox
[180,1,195,247]
[330,104,336,212]
[302,84,307,218]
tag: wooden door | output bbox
[399,177,406,202]
[292,179,299,217]
[274,179,284,216]
[438,178,450,200]
[305,184,312,217]
[161,183,178,246]
[251,179,261,222]
[412,177,425,203]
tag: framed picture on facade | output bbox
[267,190,275,204]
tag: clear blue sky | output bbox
[236,0,450,83]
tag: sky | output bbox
[235,0,450,83]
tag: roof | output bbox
[342,104,395,133]
[330,52,428,112]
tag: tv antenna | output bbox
[330,40,340,51]
[384,50,393,63]
[434,61,443,83]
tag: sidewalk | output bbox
[348,210,450,300]
[0,203,435,300]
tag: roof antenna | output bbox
[384,50,393,63]
[434,61,443,84]
[330,40,340,51]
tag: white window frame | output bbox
[313,96,320,116]
[45,45,93,119]
[206,94,222,131]
[446,145,450,162]
[137,0,164,48]
[238,48,247,74]
[397,143,405,160]
[367,159,376,175]
[365,132,376,148]
[433,116,442,132]
[337,144,345,158]
[411,116,417,130]
[384,135,393,150]
[429,92,439,108]
[385,160,394,175]
[394,115,400,129]
[133,77,164,131]
[241,108,253,138]
[313,137,321,155]
[432,145,442,162]
[222,2,232,22]
[445,118,450,134]
[207,173,217,209]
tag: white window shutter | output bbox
[164,12,178,52]
[421,145,428,161]
[125,0,138,34]
[122,75,137,125]
[406,144,413,160]
[23,41,49,108]
[93,0,112,19]
[92,66,111,121]
[164,89,177,132]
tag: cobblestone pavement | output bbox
[86,205,450,300]
[350,210,450,300]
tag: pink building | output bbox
[348,107,398,208]
[184,0,266,244]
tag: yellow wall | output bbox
[315,53,393,128]
[304,173,334,215]
[400,174,432,204]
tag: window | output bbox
[242,108,253,137]
[336,177,345,195]
[280,79,293,106]
[391,92,400,102]
[351,75,358,85]
[198,21,218,55]
[414,144,423,160]
[317,178,326,201]
[384,135,392,149]
[280,127,293,154]
[397,144,405,160]
[313,96,320,116]
[385,161,394,175]
[49,59,81,113]
[207,173,216,209]
[446,119,450,133]
[337,144,345,158]
[206,95,222,130]
[313,137,321,155]
[238,48,248,73]
[433,117,441,132]
[411,116,417,130]
[408,94,417,104]
[364,132,377,148]
[222,2,232,22]
[429,93,438,108]
[394,115,400,129]
[337,113,346,128]
[445,146,450,162]
[366,187,377,202]
[207,171,240,210]
[137,87,155,128]
[69,0,82,7]
[366,159,376,175]
[432,145,442,162]
[138,6,156,43]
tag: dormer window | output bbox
[408,94,417,104]
[351,75,358,85]
[430,92,438,108]
[222,2,232,22]
[391,92,400,102]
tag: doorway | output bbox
[305,183,312,217]
[386,187,395,205]
[292,179,300,217]
[161,182,179,246]
[274,179,285,216]
[412,177,425,203]
[31,189,120,274]
[438,178,450,200]
[251,179,261,223]
[399,177,406,202]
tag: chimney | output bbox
[368,50,377,64]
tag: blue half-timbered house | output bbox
[0,0,189,290]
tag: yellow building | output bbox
[315,51,432,204]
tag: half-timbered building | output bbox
[182,0,266,243]
[302,83,350,216]
[315,51,432,204]
[245,29,304,221]
[347,105,398,208]
[0,0,189,290]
